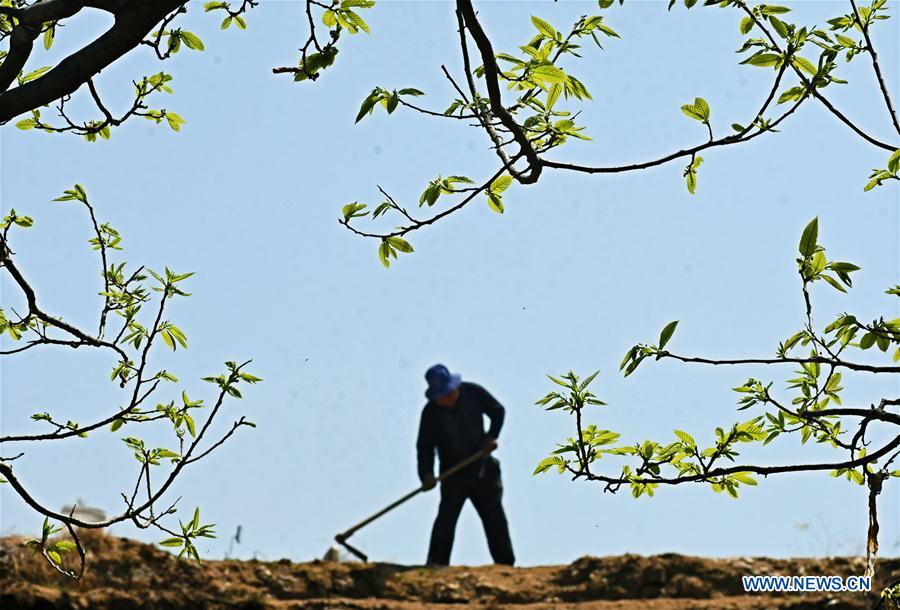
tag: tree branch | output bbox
[585,434,900,487]
[456,0,542,184]
[735,0,897,152]
[658,350,900,374]
[1,246,129,362]
[0,363,248,529]
[849,0,900,137]
[0,0,186,123]
[541,95,803,174]
[339,156,520,239]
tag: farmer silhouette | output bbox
[416,364,515,566]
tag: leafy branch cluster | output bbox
[881,581,900,610]
[1,0,381,137]
[271,0,375,83]
[14,72,184,140]
[0,186,261,579]
[0,0,257,137]
[340,0,899,266]
[535,219,899,579]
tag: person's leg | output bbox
[470,470,515,566]
[426,481,468,565]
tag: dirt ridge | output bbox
[1,533,896,609]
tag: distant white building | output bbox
[60,499,106,523]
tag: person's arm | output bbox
[416,409,437,488]
[476,384,505,440]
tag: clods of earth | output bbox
[1,532,897,609]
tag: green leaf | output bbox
[15,118,37,130]
[859,332,876,350]
[777,86,806,105]
[386,92,399,113]
[732,472,757,485]
[658,320,678,349]
[446,175,474,186]
[685,156,703,195]
[490,174,513,195]
[694,97,710,120]
[798,217,818,257]
[768,16,789,38]
[533,455,566,475]
[487,191,504,214]
[165,112,185,131]
[743,53,782,67]
[685,170,697,194]
[179,31,205,51]
[546,83,561,109]
[52,184,87,203]
[811,250,826,275]
[20,66,51,84]
[386,236,413,253]
[680,97,710,122]
[343,9,369,34]
[674,429,695,447]
[167,325,187,348]
[791,56,817,76]
[161,331,175,350]
[822,275,847,293]
[355,90,381,123]
[529,63,567,84]
[43,25,55,50]
[160,537,184,547]
[531,15,559,40]
[739,16,754,34]
[341,202,368,222]
[52,541,76,552]
[378,241,392,268]
[888,149,900,174]
[419,182,440,206]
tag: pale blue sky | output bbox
[1,0,898,566]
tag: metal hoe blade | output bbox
[334,534,368,562]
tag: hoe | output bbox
[326,449,489,562]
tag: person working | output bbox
[416,363,515,566]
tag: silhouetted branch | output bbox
[849,0,900,137]
[656,351,900,375]
[0,0,186,123]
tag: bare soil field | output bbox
[1,532,897,609]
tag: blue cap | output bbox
[425,364,462,400]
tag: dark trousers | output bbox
[426,464,515,566]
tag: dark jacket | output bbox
[416,381,505,483]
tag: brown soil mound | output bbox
[1,532,896,609]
